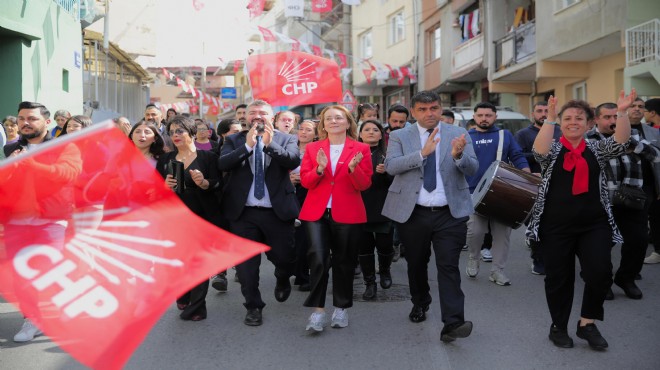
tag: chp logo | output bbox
[248,51,342,107]
[12,207,182,319]
[279,58,319,96]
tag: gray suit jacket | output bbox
[382,123,478,223]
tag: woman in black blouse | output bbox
[528,90,636,350]
[157,115,222,321]
[357,120,394,300]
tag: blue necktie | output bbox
[423,129,436,192]
[254,136,265,199]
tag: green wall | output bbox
[0,0,83,120]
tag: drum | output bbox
[472,161,541,229]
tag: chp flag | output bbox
[0,123,268,370]
[247,51,342,107]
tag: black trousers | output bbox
[358,224,394,256]
[293,223,310,285]
[613,204,649,282]
[398,206,467,325]
[230,207,295,310]
[177,280,209,320]
[540,219,612,329]
[303,209,360,309]
[648,199,660,253]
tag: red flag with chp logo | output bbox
[0,123,268,369]
[247,51,342,107]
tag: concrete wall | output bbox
[0,0,84,118]
[536,52,625,106]
[352,0,415,86]
[536,0,626,60]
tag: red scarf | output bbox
[559,136,589,195]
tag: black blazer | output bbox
[156,149,222,225]
[218,131,300,222]
[361,146,393,223]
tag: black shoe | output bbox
[614,279,643,299]
[363,281,377,300]
[440,321,473,342]
[298,282,311,292]
[211,274,228,292]
[409,305,429,323]
[274,277,292,302]
[244,308,262,326]
[549,325,574,348]
[379,271,392,289]
[576,322,608,350]
[604,287,614,301]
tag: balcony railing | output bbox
[494,20,536,71]
[626,18,660,67]
[54,0,80,21]
[453,34,484,75]
[320,0,345,31]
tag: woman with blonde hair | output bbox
[299,105,372,332]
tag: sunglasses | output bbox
[169,128,187,136]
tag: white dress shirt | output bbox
[416,124,448,207]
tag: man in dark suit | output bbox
[218,100,300,326]
[382,90,478,343]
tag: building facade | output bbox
[0,0,84,118]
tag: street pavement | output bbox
[1,227,659,369]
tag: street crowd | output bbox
[2,89,659,351]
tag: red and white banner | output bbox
[312,0,333,13]
[0,124,268,369]
[247,51,342,107]
[258,26,277,42]
[248,0,266,18]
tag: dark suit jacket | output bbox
[361,146,393,223]
[218,130,300,222]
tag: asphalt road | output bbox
[1,227,659,369]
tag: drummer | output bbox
[465,102,530,286]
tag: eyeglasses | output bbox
[169,128,187,136]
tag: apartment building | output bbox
[351,0,417,116]
[488,0,659,113]
[0,0,84,117]
[419,0,491,109]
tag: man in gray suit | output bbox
[382,90,478,343]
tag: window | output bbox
[62,69,69,92]
[427,24,441,61]
[360,30,373,58]
[388,10,405,45]
[555,0,580,12]
[572,81,586,100]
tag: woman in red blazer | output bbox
[299,105,373,332]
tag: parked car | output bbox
[449,106,531,134]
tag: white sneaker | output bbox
[306,312,327,332]
[644,252,660,264]
[13,319,43,342]
[331,308,348,328]
[489,270,511,286]
[466,256,479,278]
[480,249,493,262]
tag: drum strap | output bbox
[496,130,504,161]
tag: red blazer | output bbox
[299,138,373,223]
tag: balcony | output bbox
[495,20,536,71]
[320,1,345,35]
[54,0,80,21]
[452,34,484,78]
[626,18,660,67]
